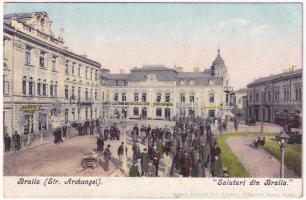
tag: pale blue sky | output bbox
[4,3,302,89]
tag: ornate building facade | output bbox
[3,12,103,139]
[100,49,231,120]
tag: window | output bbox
[141,93,146,102]
[65,85,68,99]
[54,81,57,97]
[283,88,289,101]
[249,94,252,102]
[37,79,41,96]
[95,70,98,80]
[40,18,45,28]
[71,63,75,75]
[50,81,54,96]
[134,93,139,101]
[190,80,195,85]
[267,91,271,101]
[71,86,75,99]
[90,89,93,100]
[39,51,46,68]
[90,107,93,118]
[209,94,214,103]
[72,108,75,121]
[52,56,56,71]
[189,94,194,103]
[65,61,69,74]
[209,80,214,85]
[133,107,139,116]
[78,67,81,77]
[156,108,162,117]
[65,109,68,124]
[274,90,279,101]
[42,79,47,96]
[85,88,88,100]
[94,89,97,100]
[180,80,185,85]
[180,93,185,103]
[90,69,93,80]
[29,77,34,96]
[85,107,88,119]
[86,67,88,78]
[122,93,127,102]
[156,93,161,102]
[78,87,81,101]
[165,93,170,102]
[3,75,9,95]
[25,46,31,65]
[113,93,118,101]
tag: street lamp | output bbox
[275,130,290,178]
[261,87,265,134]
[119,117,128,174]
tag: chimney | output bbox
[119,69,124,74]
[193,67,199,72]
[174,66,183,72]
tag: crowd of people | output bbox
[126,116,229,177]
[4,131,22,152]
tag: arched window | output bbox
[22,76,27,95]
[29,77,34,96]
[209,94,214,103]
[42,79,47,96]
[50,81,54,97]
[54,81,58,97]
[37,79,41,95]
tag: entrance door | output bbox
[141,107,147,119]
[165,108,171,120]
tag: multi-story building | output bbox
[246,67,302,123]
[3,12,103,140]
[101,49,231,120]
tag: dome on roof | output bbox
[212,49,225,66]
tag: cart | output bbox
[80,151,99,170]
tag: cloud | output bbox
[249,23,270,35]
[219,18,248,29]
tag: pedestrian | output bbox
[4,133,11,152]
[97,135,104,152]
[104,127,109,141]
[141,148,149,176]
[118,142,124,165]
[104,144,112,171]
[148,160,156,177]
[129,160,140,177]
[153,147,161,176]
[181,152,191,177]
[211,155,223,177]
[162,152,173,177]
[12,131,21,151]
[234,117,239,132]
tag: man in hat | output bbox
[104,127,109,141]
[141,148,149,176]
[104,144,112,171]
[181,151,191,177]
[148,160,156,177]
[4,133,11,152]
[97,135,104,152]
[118,142,124,165]
[162,152,173,177]
[129,160,140,177]
[152,147,161,176]
[12,131,21,151]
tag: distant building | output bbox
[100,49,232,120]
[246,67,302,123]
[233,88,247,110]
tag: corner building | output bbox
[3,12,103,138]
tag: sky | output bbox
[4,3,302,89]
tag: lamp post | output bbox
[261,87,265,134]
[275,130,290,178]
[120,117,128,174]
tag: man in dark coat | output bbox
[104,127,109,141]
[104,144,112,171]
[141,148,149,176]
[129,160,140,177]
[181,152,191,177]
[97,135,104,152]
[78,123,83,136]
[4,133,11,152]
[152,147,161,176]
